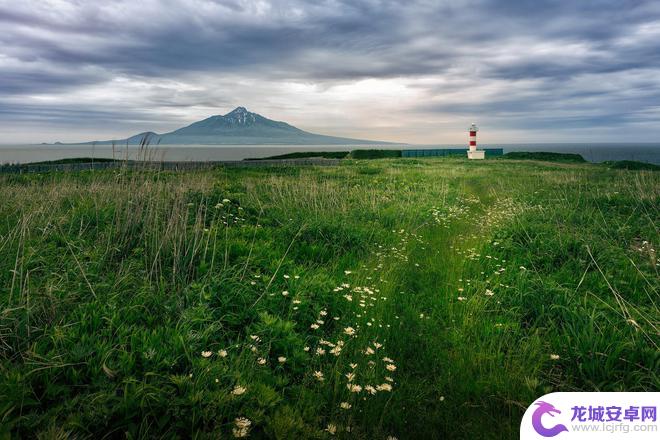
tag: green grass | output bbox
[0,158,657,439]
[502,151,587,162]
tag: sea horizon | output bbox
[1,142,659,165]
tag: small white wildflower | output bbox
[376,383,392,392]
[340,402,352,410]
[278,356,287,363]
[313,371,324,382]
[201,351,212,358]
[235,417,251,429]
[232,417,251,438]
[232,385,247,396]
[348,384,362,393]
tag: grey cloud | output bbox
[1,0,659,142]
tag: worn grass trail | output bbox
[347,173,537,439]
[384,178,508,438]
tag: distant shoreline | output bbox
[1,143,659,165]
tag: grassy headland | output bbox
[502,151,587,162]
[604,160,660,171]
[246,152,350,161]
[349,149,402,159]
[0,158,657,438]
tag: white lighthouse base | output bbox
[467,150,485,160]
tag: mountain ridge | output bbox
[82,107,395,145]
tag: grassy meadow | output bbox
[0,157,658,439]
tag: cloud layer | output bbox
[1,0,660,143]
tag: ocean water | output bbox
[0,143,659,165]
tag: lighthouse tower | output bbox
[467,123,485,160]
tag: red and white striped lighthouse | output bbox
[467,122,485,159]
[468,123,478,152]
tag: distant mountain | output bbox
[85,107,394,145]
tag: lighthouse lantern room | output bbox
[467,123,485,160]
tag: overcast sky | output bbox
[2,0,660,144]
